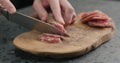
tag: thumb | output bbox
[0,0,16,14]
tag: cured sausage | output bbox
[80,10,113,28]
[88,20,113,27]
[38,14,66,43]
[38,33,62,43]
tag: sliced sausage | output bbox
[88,20,113,28]
[80,10,113,28]
[38,33,62,43]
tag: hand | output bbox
[33,0,76,25]
[0,0,16,13]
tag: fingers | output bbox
[49,21,66,33]
[60,0,76,25]
[0,0,16,14]
[47,0,65,25]
[47,14,66,33]
[33,0,76,26]
[64,10,76,25]
[33,0,48,21]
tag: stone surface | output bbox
[0,0,120,63]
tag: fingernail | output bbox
[59,20,65,25]
[8,8,16,14]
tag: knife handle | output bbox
[0,5,9,20]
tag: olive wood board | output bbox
[13,14,115,58]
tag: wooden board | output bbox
[13,15,115,58]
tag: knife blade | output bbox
[1,9,69,36]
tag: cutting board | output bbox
[13,14,115,58]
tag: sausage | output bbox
[80,10,113,28]
[38,14,66,43]
[38,33,62,43]
[88,20,113,28]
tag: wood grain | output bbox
[13,14,115,58]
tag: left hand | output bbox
[33,0,76,26]
[0,0,16,14]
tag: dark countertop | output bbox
[0,0,120,63]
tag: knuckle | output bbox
[0,0,9,3]
[33,3,36,8]
[66,7,75,13]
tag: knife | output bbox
[0,7,69,36]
